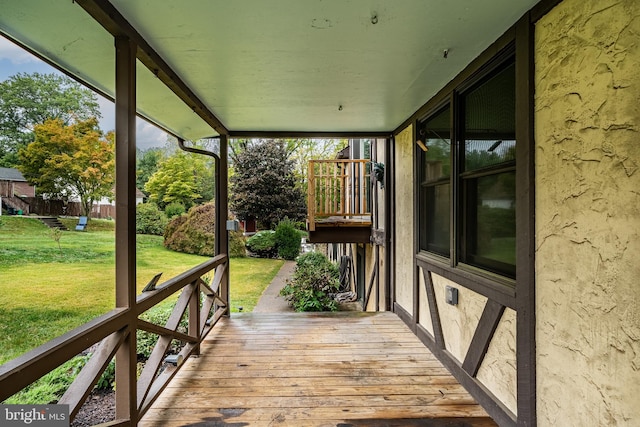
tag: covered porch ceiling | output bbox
[0,0,539,141]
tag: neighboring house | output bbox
[0,167,35,198]
[0,167,35,214]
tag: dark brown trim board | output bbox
[114,35,139,423]
[462,300,506,377]
[229,130,392,139]
[515,12,536,427]
[421,269,445,349]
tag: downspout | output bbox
[177,137,229,311]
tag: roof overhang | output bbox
[0,0,540,141]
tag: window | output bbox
[418,106,451,257]
[418,55,516,279]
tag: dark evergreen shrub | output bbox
[275,219,301,260]
[245,230,277,258]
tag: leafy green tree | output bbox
[230,140,306,229]
[287,138,347,190]
[0,73,100,167]
[18,118,114,216]
[136,148,165,195]
[144,151,213,209]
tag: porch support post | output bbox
[215,135,229,310]
[515,13,536,427]
[114,35,138,423]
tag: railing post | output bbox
[114,35,138,423]
[308,161,315,231]
[189,280,201,355]
[215,135,229,311]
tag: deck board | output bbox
[139,312,497,427]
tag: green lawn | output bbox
[0,216,283,365]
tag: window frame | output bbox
[417,48,517,286]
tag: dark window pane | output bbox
[420,183,450,256]
[463,171,515,277]
[420,106,451,182]
[419,105,451,257]
[463,63,515,172]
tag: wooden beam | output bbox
[114,34,138,423]
[462,300,505,377]
[308,227,372,244]
[422,269,445,349]
[0,309,128,401]
[76,0,229,136]
[229,130,391,139]
[216,135,229,310]
[515,12,537,427]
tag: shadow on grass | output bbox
[0,247,113,265]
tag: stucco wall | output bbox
[364,243,376,311]
[476,308,517,415]
[394,125,414,314]
[432,274,486,363]
[417,267,433,335]
[432,273,517,415]
[535,0,640,424]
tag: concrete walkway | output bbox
[252,260,296,313]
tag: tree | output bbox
[287,138,347,191]
[230,140,306,229]
[144,151,213,209]
[18,117,115,216]
[0,73,100,167]
[136,148,165,195]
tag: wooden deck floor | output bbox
[140,312,497,427]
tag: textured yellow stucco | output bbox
[363,243,376,312]
[535,0,640,424]
[432,273,486,364]
[476,308,517,415]
[394,125,414,314]
[417,267,434,335]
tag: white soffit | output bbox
[0,0,539,139]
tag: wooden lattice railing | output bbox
[307,159,371,231]
[0,254,228,425]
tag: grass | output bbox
[0,216,283,365]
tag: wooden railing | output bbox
[0,254,229,425]
[308,159,371,231]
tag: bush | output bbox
[165,202,186,219]
[280,252,339,312]
[245,230,277,258]
[136,202,168,236]
[164,203,216,256]
[275,219,301,260]
[229,230,247,258]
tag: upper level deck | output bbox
[307,159,373,244]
